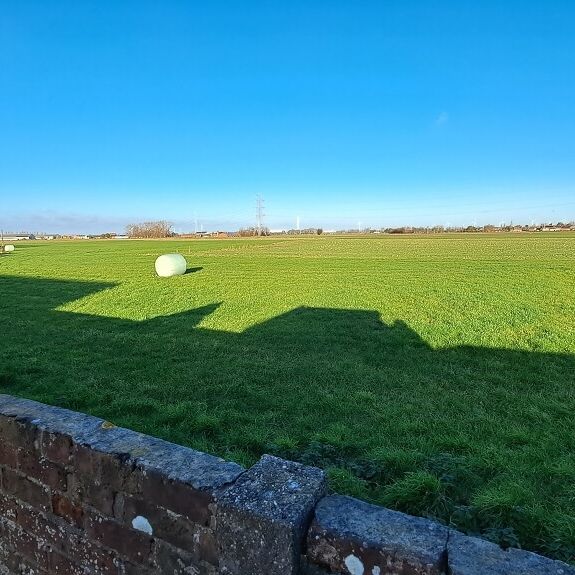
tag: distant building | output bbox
[1,234,34,241]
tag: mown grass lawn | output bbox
[1,234,574,561]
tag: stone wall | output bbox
[0,395,572,575]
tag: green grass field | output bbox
[1,234,574,561]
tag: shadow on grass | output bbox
[185,266,203,274]
[1,275,574,560]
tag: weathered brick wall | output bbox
[0,395,573,575]
[304,496,574,575]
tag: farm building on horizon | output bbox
[0,233,35,241]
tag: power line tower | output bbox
[256,195,265,236]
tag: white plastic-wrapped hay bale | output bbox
[2,245,14,253]
[155,253,187,277]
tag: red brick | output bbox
[74,443,93,474]
[123,495,213,559]
[74,445,131,490]
[52,492,84,528]
[30,518,121,575]
[19,563,49,575]
[0,544,48,575]
[141,470,213,525]
[99,454,135,491]
[73,480,115,516]
[122,561,156,575]
[72,445,135,515]
[48,547,96,575]
[40,431,73,466]
[0,492,19,522]
[69,450,115,516]
[1,467,51,511]
[0,441,18,468]
[153,539,215,574]
[0,541,23,572]
[18,449,67,491]
[60,532,120,575]
[16,562,49,575]
[0,517,49,566]
[0,416,38,451]
[3,500,77,560]
[86,513,153,564]
[0,491,44,533]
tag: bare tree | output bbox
[126,221,173,238]
[238,226,270,237]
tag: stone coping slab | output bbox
[0,394,243,490]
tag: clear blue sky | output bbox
[1,1,574,233]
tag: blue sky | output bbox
[1,1,574,233]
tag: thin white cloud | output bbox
[435,111,449,126]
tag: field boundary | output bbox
[0,394,572,575]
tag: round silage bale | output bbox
[155,253,187,277]
[3,245,14,253]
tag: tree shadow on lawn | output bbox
[1,275,574,559]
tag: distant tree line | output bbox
[126,221,174,238]
[272,228,323,235]
[121,220,574,239]
[326,222,574,234]
[379,222,575,234]
[238,227,271,237]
